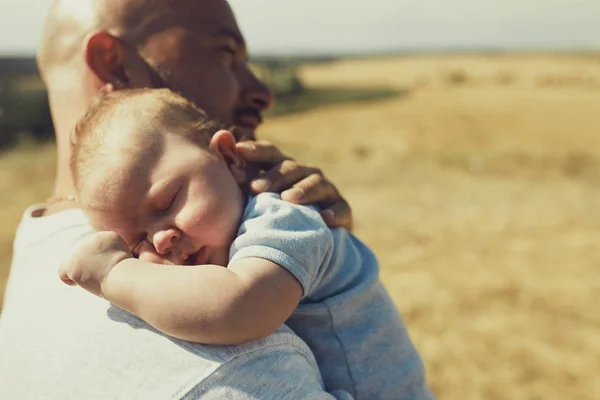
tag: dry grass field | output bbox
[2,53,600,399]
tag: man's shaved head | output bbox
[39,0,106,74]
[38,0,272,200]
[39,0,158,76]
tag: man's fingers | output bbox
[279,173,353,231]
[236,140,291,167]
[280,173,332,205]
[238,140,355,230]
[320,202,353,231]
[250,160,319,194]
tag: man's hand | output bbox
[236,140,353,231]
[59,231,132,298]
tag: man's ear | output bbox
[209,130,247,184]
[84,31,130,89]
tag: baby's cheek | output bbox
[205,216,238,246]
[178,200,238,247]
[180,209,215,240]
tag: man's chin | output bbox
[232,125,257,142]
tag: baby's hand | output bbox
[59,231,132,298]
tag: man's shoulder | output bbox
[6,205,94,292]
[12,204,90,250]
[1,271,319,399]
[3,206,324,399]
[7,203,316,363]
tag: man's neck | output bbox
[42,147,81,217]
[41,201,80,217]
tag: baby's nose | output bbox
[152,228,180,255]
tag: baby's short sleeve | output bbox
[229,193,334,297]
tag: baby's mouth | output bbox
[184,246,208,266]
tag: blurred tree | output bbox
[0,63,53,150]
[0,55,398,150]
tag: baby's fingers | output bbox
[61,277,77,286]
[58,261,78,286]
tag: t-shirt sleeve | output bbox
[229,193,334,297]
[184,339,355,400]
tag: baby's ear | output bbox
[209,130,247,183]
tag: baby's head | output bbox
[71,88,248,266]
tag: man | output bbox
[0,0,430,399]
[0,0,356,398]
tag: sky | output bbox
[0,0,599,56]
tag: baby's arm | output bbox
[104,256,302,344]
[59,231,302,345]
[61,194,332,345]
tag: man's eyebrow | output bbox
[213,28,246,48]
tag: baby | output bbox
[60,88,434,400]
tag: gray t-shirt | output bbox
[0,206,353,400]
[230,193,434,400]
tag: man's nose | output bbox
[151,228,180,255]
[238,65,274,111]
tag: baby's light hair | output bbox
[70,88,223,194]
